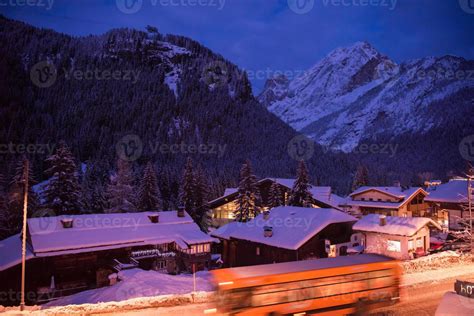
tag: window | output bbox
[408,239,414,251]
[369,198,373,201]
[387,240,401,252]
[378,199,382,202]
[416,238,423,249]
[256,247,260,256]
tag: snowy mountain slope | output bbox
[259,42,474,151]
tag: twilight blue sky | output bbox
[1,0,473,92]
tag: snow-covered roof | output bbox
[223,188,237,196]
[0,234,34,271]
[211,206,356,250]
[27,211,216,256]
[350,186,424,199]
[353,214,441,236]
[424,178,469,203]
[345,187,426,209]
[209,177,339,208]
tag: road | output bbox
[95,274,472,316]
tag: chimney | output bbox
[177,205,185,218]
[148,214,160,223]
[263,210,270,220]
[60,218,74,229]
[393,181,401,188]
[264,226,273,237]
[379,215,387,226]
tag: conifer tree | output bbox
[288,160,313,207]
[194,166,211,231]
[137,162,161,212]
[106,159,136,213]
[352,165,369,191]
[235,160,260,222]
[43,142,82,215]
[268,181,283,208]
[179,157,196,218]
[81,161,108,213]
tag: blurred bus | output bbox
[210,254,400,315]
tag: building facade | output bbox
[342,186,429,218]
[209,178,343,227]
[0,210,215,306]
[353,214,441,260]
[211,206,357,267]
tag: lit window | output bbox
[387,240,401,252]
[416,238,423,248]
[408,239,414,250]
[256,247,260,256]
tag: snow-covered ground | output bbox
[46,269,213,307]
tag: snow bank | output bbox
[402,251,472,274]
[0,269,215,314]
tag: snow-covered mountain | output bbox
[259,41,474,152]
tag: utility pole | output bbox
[20,159,29,311]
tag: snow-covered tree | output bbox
[1,158,42,239]
[81,161,108,213]
[352,165,369,191]
[106,159,136,213]
[235,160,260,222]
[268,181,283,208]
[288,160,312,207]
[43,142,82,215]
[179,157,196,219]
[194,166,211,232]
[136,162,161,212]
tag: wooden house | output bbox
[342,185,429,218]
[424,178,471,230]
[210,206,357,267]
[0,210,215,306]
[353,214,441,260]
[209,178,344,227]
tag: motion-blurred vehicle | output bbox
[210,254,401,315]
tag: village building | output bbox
[209,178,345,227]
[210,206,357,267]
[353,214,441,260]
[424,178,470,230]
[0,210,215,305]
[341,185,429,218]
